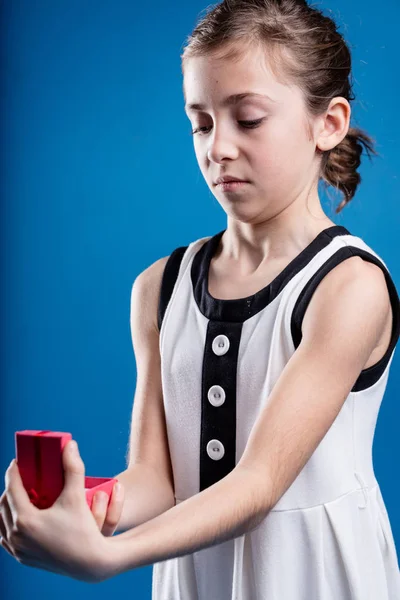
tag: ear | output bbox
[316,97,351,152]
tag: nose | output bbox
[207,125,240,164]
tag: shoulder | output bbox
[130,256,170,334]
[131,238,197,334]
[301,255,390,357]
[306,255,389,304]
[136,256,170,284]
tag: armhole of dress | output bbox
[290,246,400,392]
[157,245,189,334]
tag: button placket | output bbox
[205,334,231,462]
[201,322,242,492]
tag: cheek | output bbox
[253,121,311,176]
[194,143,206,169]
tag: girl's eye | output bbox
[190,118,265,136]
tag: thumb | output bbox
[60,440,85,503]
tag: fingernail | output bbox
[115,483,121,495]
[69,441,78,454]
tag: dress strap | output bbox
[290,245,400,391]
[157,245,188,332]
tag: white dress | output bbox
[152,225,400,600]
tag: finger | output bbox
[91,492,108,531]
[101,482,124,537]
[0,535,18,559]
[0,495,13,541]
[60,441,86,505]
[5,460,33,517]
[0,513,6,540]
[0,501,7,539]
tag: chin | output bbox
[224,204,263,224]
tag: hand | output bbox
[0,441,113,583]
[91,481,125,536]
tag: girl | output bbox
[148,0,400,598]
[1,1,399,597]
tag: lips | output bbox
[214,176,247,185]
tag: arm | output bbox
[110,463,269,570]
[113,256,176,534]
[112,466,175,534]
[102,256,390,576]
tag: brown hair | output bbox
[180,0,378,214]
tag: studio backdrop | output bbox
[1,0,399,597]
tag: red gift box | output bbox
[15,430,118,510]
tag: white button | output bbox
[212,334,230,356]
[207,385,226,407]
[206,439,225,461]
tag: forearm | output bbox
[108,464,270,574]
[112,465,175,534]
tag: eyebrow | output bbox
[184,92,276,113]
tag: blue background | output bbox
[1,0,399,597]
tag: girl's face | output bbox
[183,44,323,222]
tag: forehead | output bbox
[183,46,295,112]
[184,91,278,114]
